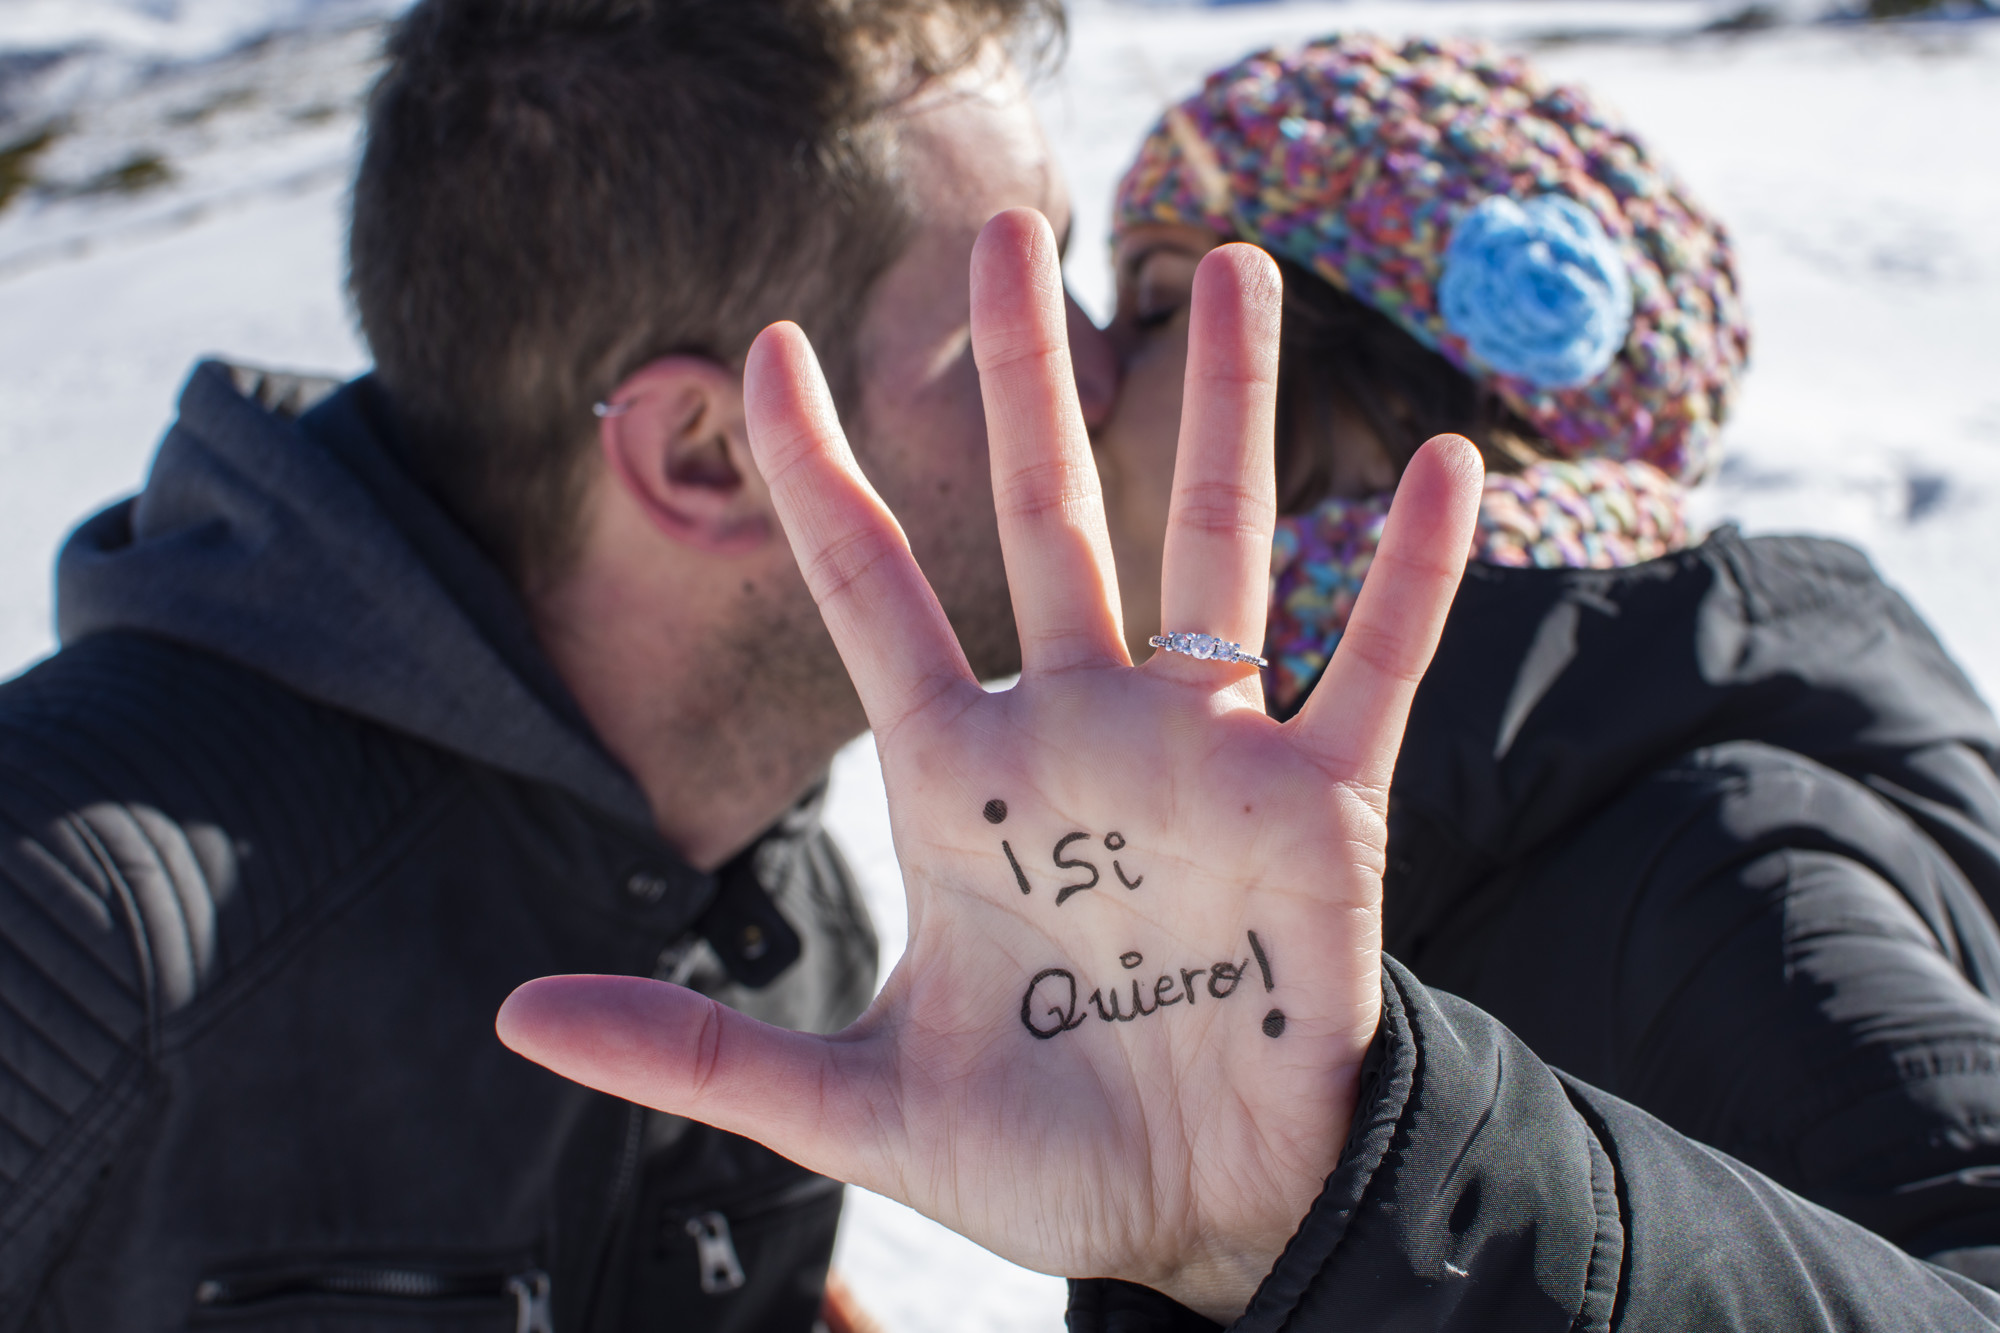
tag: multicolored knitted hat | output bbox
[1113,34,1750,482]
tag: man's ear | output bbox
[597,356,774,555]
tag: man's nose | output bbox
[1065,288,1118,433]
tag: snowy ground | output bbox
[2,2,1998,1328]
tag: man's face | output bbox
[847,59,1115,682]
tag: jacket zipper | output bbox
[507,1271,554,1333]
[669,1172,846,1296]
[580,941,694,1328]
[195,1264,552,1332]
[685,1212,747,1294]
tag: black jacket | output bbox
[1389,532,2000,1265]
[0,363,877,1330]
[1075,532,2000,1329]
[1075,959,2000,1332]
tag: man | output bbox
[0,0,1104,1326]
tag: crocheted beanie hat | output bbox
[1113,34,1750,483]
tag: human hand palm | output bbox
[850,673,1390,1305]
[499,211,1481,1321]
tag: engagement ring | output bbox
[1148,632,1268,669]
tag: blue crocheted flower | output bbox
[1438,194,1633,389]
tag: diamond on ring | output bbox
[1148,631,1269,669]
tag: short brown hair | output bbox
[1272,255,1550,516]
[350,0,1062,583]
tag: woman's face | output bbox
[1096,223,1220,661]
[1095,225,1405,661]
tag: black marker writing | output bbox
[1090,974,1189,1020]
[1053,832,1100,906]
[1002,841,1031,896]
[1020,930,1282,1041]
[1101,832,1143,890]
[984,799,1008,824]
[1208,960,1248,999]
[1247,930,1275,992]
[1090,985,1139,1022]
[1020,968,1089,1039]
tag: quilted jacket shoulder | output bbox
[0,630,459,1305]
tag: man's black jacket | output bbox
[1075,531,2000,1329]
[0,363,878,1330]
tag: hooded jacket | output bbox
[1073,531,2000,1330]
[0,362,877,1330]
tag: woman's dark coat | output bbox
[1076,529,2000,1329]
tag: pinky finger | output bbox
[1290,435,1483,791]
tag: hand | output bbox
[497,210,1482,1321]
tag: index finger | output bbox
[743,321,979,733]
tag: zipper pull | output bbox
[504,1269,552,1333]
[685,1212,748,1294]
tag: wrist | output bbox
[1141,1032,1379,1322]
[1153,1249,1283,1325]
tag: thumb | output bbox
[497,975,881,1184]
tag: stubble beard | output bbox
[710,502,1020,798]
[726,529,1020,734]
[915,509,1022,685]
[705,571,867,792]
[699,533,1017,806]
[857,435,1022,687]
[704,382,1023,798]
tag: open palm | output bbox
[498,210,1482,1321]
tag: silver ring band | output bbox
[1149,632,1268,669]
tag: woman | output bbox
[1095,34,2000,1278]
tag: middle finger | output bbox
[970,208,1130,675]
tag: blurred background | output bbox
[2,0,1995,1326]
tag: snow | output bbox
[2,2,1998,1328]
[0,0,405,62]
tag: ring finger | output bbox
[1155,243,1282,691]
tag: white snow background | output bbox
[2,1,1997,1327]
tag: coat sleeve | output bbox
[0,822,153,1328]
[1067,958,2000,1333]
[0,678,183,1327]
